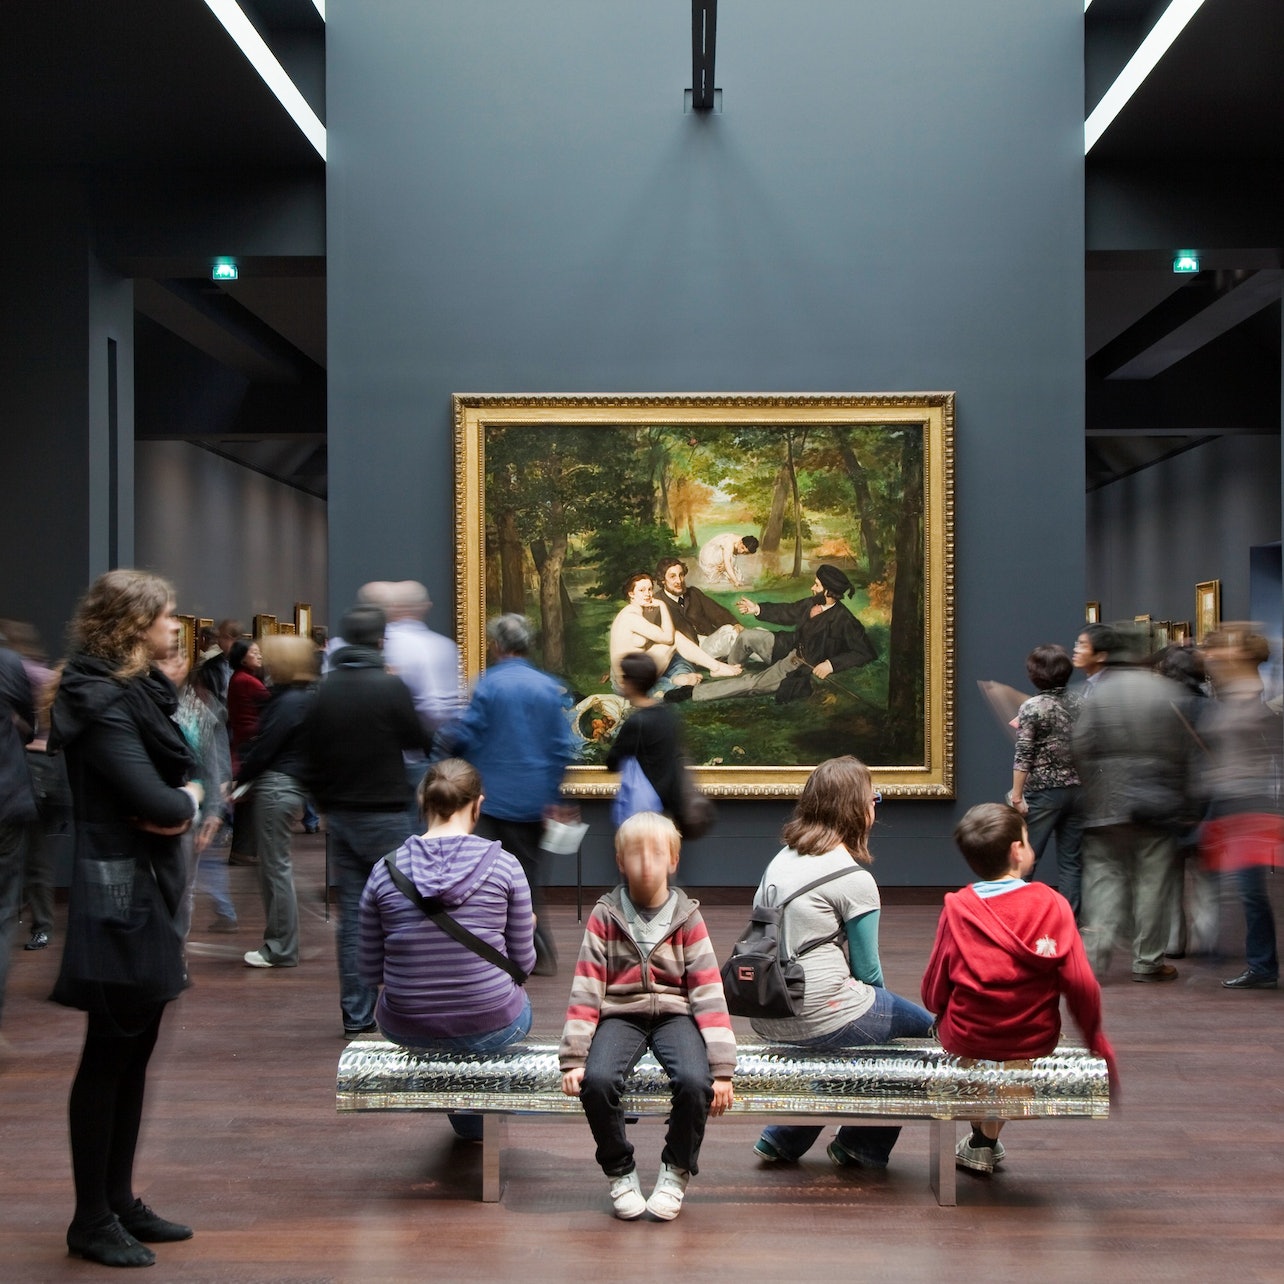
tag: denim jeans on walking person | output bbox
[1023,785,1084,918]
[328,808,416,1033]
[579,1012,714,1176]
[1237,864,1279,979]
[758,986,934,1165]
[251,771,306,965]
[386,994,533,1139]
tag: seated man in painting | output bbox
[654,557,774,667]
[678,564,877,705]
[608,573,742,697]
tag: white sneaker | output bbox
[645,1163,690,1220]
[243,950,274,969]
[608,1170,646,1220]
[955,1134,999,1174]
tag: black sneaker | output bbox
[24,930,49,950]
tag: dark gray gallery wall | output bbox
[326,1,1086,885]
[1087,434,1281,622]
[135,442,328,628]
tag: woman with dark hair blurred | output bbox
[1010,643,1084,916]
[749,756,932,1170]
[606,651,683,823]
[50,570,203,1268]
[235,635,317,969]
[357,758,535,1138]
[225,638,267,866]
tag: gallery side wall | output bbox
[135,441,328,629]
[1086,434,1282,629]
[326,0,1086,885]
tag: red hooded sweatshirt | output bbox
[922,882,1117,1082]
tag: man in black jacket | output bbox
[301,605,432,1035]
[654,557,774,667]
[686,564,877,704]
[0,634,37,1029]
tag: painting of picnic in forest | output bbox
[453,393,954,797]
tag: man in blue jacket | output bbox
[434,614,577,975]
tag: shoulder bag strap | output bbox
[382,854,528,984]
[775,865,862,961]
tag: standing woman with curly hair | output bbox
[49,570,204,1268]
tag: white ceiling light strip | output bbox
[1085,0,1206,154]
[204,0,327,160]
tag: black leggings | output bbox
[68,1005,165,1227]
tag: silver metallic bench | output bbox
[336,1039,1109,1206]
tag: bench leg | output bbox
[929,1121,956,1207]
[481,1115,508,1202]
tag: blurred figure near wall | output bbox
[1198,624,1282,991]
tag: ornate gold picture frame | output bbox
[454,392,955,798]
[1195,580,1221,642]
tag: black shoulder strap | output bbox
[774,865,862,961]
[382,855,528,985]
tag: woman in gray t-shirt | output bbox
[751,756,933,1170]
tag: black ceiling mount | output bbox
[690,1,718,109]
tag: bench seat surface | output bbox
[337,1040,1108,1120]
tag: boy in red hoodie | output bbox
[922,802,1117,1174]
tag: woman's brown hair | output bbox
[417,757,483,823]
[69,569,174,679]
[780,755,875,863]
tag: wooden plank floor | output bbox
[3,834,1283,1282]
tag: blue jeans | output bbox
[1024,786,1084,917]
[387,995,533,1139]
[580,1012,714,1176]
[651,656,696,696]
[328,809,415,1033]
[759,987,934,1165]
[1237,865,1279,979]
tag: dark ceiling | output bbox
[7,0,1281,497]
[1084,0,1284,489]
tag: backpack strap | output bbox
[770,865,862,961]
[382,854,528,985]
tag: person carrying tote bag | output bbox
[606,652,682,827]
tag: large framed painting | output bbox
[454,393,955,798]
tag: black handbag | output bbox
[719,867,857,1019]
[382,854,528,984]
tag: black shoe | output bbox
[67,1216,157,1267]
[663,685,694,703]
[1222,969,1278,990]
[343,1022,379,1037]
[116,1200,194,1243]
[24,929,49,950]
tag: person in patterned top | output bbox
[559,811,735,1221]
[1011,644,1084,916]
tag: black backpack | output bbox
[719,867,857,1019]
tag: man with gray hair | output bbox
[433,614,577,974]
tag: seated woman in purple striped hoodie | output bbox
[357,758,537,1138]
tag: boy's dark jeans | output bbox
[579,1012,714,1177]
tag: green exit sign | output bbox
[1172,252,1200,274]
[211,262,239,282]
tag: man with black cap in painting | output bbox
[678,563,877,704]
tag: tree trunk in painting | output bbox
[498,508,526,616]
[536,530,568,673]
[833,429,887,580]
[531,539,577,623]
[761,464,789,552]
[887,435,924,755]
[787,432,806,578]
